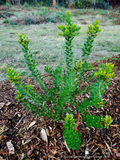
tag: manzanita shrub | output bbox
[7,11,114,150]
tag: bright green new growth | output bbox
[63,113,82,150]
[58,11,81,73]
[82,20,101,61]
[7,11,114,150]
[95,63,114,81]
[101,115,113,129]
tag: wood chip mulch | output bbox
[0,54,120,160]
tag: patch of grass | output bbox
[15,12,19,19]
[112,47,120,52]
[72,13,78,16]
[110,58,120,61]
[48,10,53,13]
[1,13,7,19]
[88,9,92,12]
[99,11,106,15]
[10,21,17,25]
[115,11,119,16]
[31,11,35,15]
[95,56,112,61]
[18,70,27,76]
[109,17,112,19]
[0,63,8,73]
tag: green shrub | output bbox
[6,2,10,9]
[46,15,56,23]
[96,0,109,9]
[55,5,59,9]
[35,2,40,8]
[38,7,48,16]
[10,21,17,25]
[2,19,9,24]
[75,0,93,9]
[7,11,114,150]
[24,2,29,9]
[23,17,36,25]
[46,11,65,23]
[31,11,35,15]
[56,11,65,22]
[48,10,53,13]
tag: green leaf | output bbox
[82,112,103,129]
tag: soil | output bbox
[0,54,120,160]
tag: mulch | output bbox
[0,54,120,160]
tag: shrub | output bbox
[1,13,7,19]
[23,17,36,25]
[46,15,56,23]
[38,7,48,16]
[2,19,9,24]
[10,21,17,25]
[24,2,29,9]
[0,0,6,5]
[96,0,109,9]
[0,63,8,73]
[35,2,40,8]
[56,11,65,22]
[7,11,114,150]
[46,11,65,23]
[75,0,93,9]
[6,2,10,9]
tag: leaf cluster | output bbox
[82,20,101,61]
[101,115,113,129]
[58,11,81,73]
[63,113,82,150]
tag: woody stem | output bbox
[74,113,80,131]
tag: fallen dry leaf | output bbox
[27,121,36,129]
[0,102,5,109]
[41,128,48,143]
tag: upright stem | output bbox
[74,113,80,131]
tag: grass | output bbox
[0,6,120,81]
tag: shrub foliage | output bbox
[7,11,114,150]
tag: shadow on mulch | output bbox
[0,54,120,160]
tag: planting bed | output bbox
[0,54,120,160]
